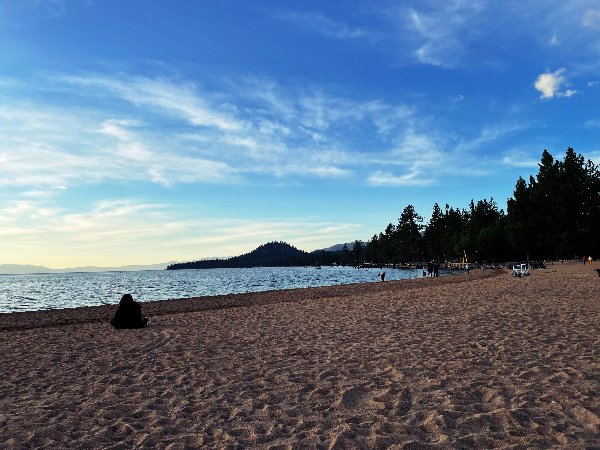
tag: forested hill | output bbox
[166,242,312,269]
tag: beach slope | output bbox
[1,263,599,449]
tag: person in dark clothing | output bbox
[110,294,148,329]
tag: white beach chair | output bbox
[511,263,530,277]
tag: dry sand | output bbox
[1,263,599,449]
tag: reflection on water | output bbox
[0,266,425,313]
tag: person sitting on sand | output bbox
[110,294,148,329]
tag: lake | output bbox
[0,266,430,313]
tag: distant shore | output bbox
[1,263,599,448]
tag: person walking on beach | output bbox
[589,256,593,265]
[433,261,440,277]
[110,294,148,329]
[379,272,386,281]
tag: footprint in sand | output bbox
[339,386,369,408]
[396,388,413,416]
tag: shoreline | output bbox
[2,262,599,448]
[0,269,500,331]
[0,266,461,318]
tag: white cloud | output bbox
[534,68,576,99]
[584,118,600,128]
[98,119,142,140]
[367,170,433,186]
[62,75,243,131]
[588,150,600,165]
[394,1,488,67]
[0,102,239,188]
[0,71,527,196]
[370,0,600,70]
[0,0,65,20]
[0,198,363,266]
[582,9,600,30]
[273,11,372,40]
[501,150,539,168]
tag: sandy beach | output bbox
[1,263,599,449]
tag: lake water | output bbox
[0,266,430,314]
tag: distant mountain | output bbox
[321,242,356,252]
[0,264,55,275]
[167,242,310,270]
[0,262,176,275]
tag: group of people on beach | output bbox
[425,261,440,277]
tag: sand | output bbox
[0,263,599,449]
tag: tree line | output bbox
[168,147,598,270]
[361,147,600,264]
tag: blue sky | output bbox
[1,0,599,267]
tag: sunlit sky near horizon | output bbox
[1,0,600,268]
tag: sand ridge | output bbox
[1,263,599,449]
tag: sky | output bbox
[1,0,600,268]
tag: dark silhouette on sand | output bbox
[110,294,148,329]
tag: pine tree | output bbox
[396,205,424,262]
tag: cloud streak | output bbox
[0,198,363,266]
[272,11,373,40]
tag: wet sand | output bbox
[1,263,599,449]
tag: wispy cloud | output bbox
[384,0,489,67]
[0,198,363,266]
[272,11,373,40]
[584,118,600,128]
[588,150,600,165]
[62,75,244,131]
[367,170,434,186]
[364,120,525,187]
[372,0,600,70]
[0,0,66,21]
[0,103,239,188]
[1,71,531,196]
[582,9,600,30]
[501,149,540,168]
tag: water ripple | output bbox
[0,266,428,313]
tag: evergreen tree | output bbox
[444,205,466,261]
[532,149,560,258]
[424,203,444,260]
[395,205,424,262]
[556,147,587,257]
[353,240,363,266]
[341,243,351,266]
[383,223,395,264]
[507,176,533,260]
